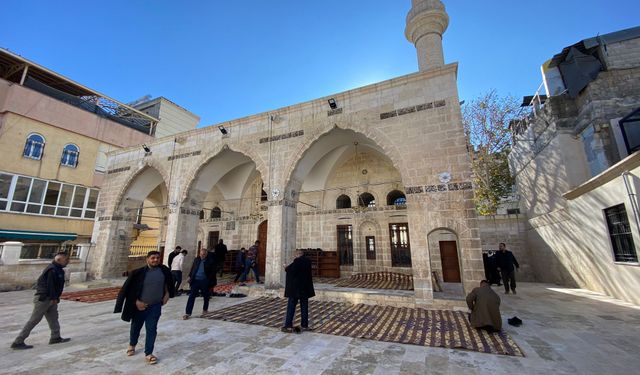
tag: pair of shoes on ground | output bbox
[281,326,311,334]
[11,337,70,350]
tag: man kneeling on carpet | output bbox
[114,251,175,365]
[466,280,502,332]
[282,249,315,333]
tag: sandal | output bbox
[146,354,158,365]
[182,314,190,320]
[126,347,135,356]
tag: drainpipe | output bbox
[622,171,640,234]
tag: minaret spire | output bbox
[405,0,449,71]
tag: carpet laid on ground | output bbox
[334,272,414,290]
[201,297,524,357]
[60,282,240,303]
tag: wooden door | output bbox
[208,231,219,250]
[439,241,461,282]
[257,220,268,276]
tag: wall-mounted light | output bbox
[328,98,337,109]
[218,125,228,135]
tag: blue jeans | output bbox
[284,297,309,328]
[185,278,210,315]
[130,303,162,356]
[240,259,260,282]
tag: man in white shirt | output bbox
[171,250,187,296]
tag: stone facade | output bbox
[90,1,485,306]
[509,26,640,304]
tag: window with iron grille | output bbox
[389,223,411,267]
[604,204,638,263]
[61,144,79,167]
[365,236,376,260]
[337,225,353,265]
[23,133,45,160]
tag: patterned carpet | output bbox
[201,297,523,357]
[334,272,414,290]
[60,282,240,303]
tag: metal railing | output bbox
[129,245,158,258]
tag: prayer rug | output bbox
[201,296,349,330]
[334,272,414,290]
[202,297,524,357]
[61,282,239,303]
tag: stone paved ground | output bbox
[0,282,639,374]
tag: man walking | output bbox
[240,240,261,284]
[167,246,182,269]
[171,249,187,296]
[495,242,520,294]
[183,248,217,320]
[11,252,71,349]
[466,280,502,332]
[282,249,315,333]
[114,251,175,365]
[233,247,247,283]
[214,239,228,277]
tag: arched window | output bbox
[23,133,45,160]
[60,144,79,168]
[386,190,406,206]
[336,194,351,209]
[358,193,375,207]
[210,206,222,219]
[199,210,205,220]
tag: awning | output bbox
[0,229,77,241]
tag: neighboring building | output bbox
[91,0,485,306]
[0,48,197,287]
[133,96,200,139]
[509,26,640,304]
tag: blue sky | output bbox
[1,1,638,127]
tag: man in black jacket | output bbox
[282,249,315,332]
[11,252,71,349]
[114,251,174,365]
[495,243,520,294]
[183,248,217,320]
[214,239,227,277]
[167,245,182,268]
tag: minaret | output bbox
[405,0,449,71]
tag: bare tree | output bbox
[462,90,520,215]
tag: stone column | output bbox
[405,0,449,71]
[89,219,134,279]
[0,241,23,265]
[265,200,297,289]
[164,206,200,265]
[406,199,434,305]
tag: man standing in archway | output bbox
[214,239,228,277]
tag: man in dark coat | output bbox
[114,251,174,365]
[495,242,520,294]
[183,248,217,319]
[233,247,247,283]
[11,252,71,349]
[214,239,228,277]
[466,280,502,332]
[282,249,315,332]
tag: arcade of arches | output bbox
[90,58,483,306]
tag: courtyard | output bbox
[1,282,639,374]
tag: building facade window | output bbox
[61,144,79,168]
[365,236,376,260]
[0,171,98,220]
[211,207,221,219]
[386,190,406,206]
[336,194,351,209]
[337,225,353,266]
[23,133,45,160]
[358,193,375,207]
[605,204,638,263]
[389,223,411,267]
[20,243,79,260]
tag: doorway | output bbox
[257,220,268,276]
[439,240,461,282]
[208,231,219,251]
